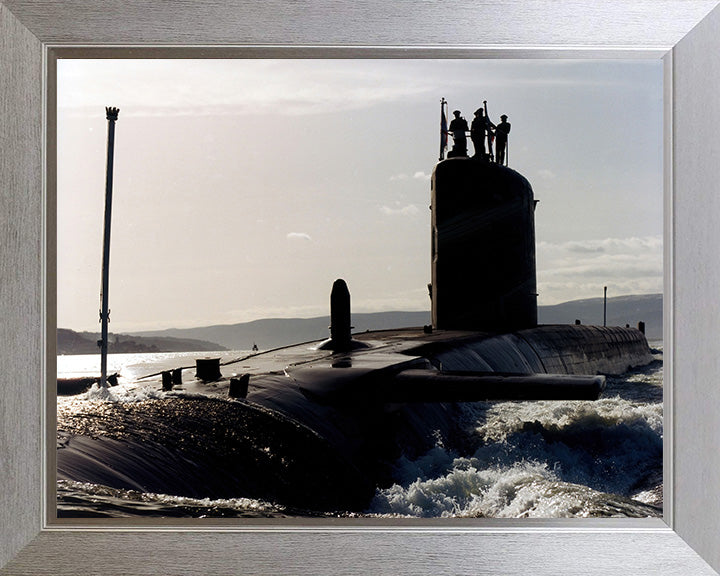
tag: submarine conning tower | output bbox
[431,157,538,331]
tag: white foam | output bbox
[473,396,663,444]
[83,381,168,403]
[370,459,658,518]
[370,368,664,519]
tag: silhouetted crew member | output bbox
[496,114,511,165]
[470,108,484,157]
[471,108,494,159]
[482,100,497,161]
[448,110,468,156]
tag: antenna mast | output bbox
[439,98,448,161]
[99,106,119,387]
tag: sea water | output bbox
[369,366,663,518]
[56,346,663,518]
[57,350,246,381]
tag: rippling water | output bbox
[370,366,663,518]
[57,346,663,519]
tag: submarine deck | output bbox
[132,323,653,402]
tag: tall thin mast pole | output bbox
[603,286,607,327]
[99,107,119,387]
[439,98,447,161]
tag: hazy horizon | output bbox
[58,292,663,334]
[58,59,663,332]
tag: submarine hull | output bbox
[57,324,654,514]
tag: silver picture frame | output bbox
[2,1,720,574]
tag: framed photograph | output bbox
[2,1,720,575]
[52,56,665,520]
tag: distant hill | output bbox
[122,293,662,351]
[537,293,662,341]
[127,311,432,352]
[57,329,227,355]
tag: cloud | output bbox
[286,232,312,241]
[537,169,556,180]
[536,235,663,304]
[58,59,440,117]
[564,243,606,254]
[539,236,662,256]
[390,171,431,182]
[380,204,420,216]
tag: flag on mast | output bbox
[439,98,448,160]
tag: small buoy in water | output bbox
[229,374,250,399]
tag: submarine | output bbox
[56,156,654,515]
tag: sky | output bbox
[57,59,663,333]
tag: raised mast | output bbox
[99,106,119,387]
